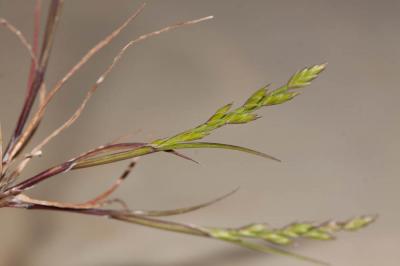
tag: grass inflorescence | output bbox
[0,1,374,265]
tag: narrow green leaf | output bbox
[74,145,156,169]
[132,188,239,217]
[214,235,329,265]
[158,142,281,162]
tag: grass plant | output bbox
[0,1,375,265]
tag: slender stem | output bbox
[9,198,209,237]
[6,3,146,164]
[0,124,3,178]
[26,0,42,94]
[4,0,63,161]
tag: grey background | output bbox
[0,0,399,265]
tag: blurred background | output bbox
[0,0,399,265]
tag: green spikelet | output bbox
[152,64,326,150]
[207,215,376,247]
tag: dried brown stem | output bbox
[26,0,42,91]
[4,0,64,164]
[7,2,146,163]
[11,158,137,209]
[9,196,209,237]
[82,159,138,206]
[33,1,47,108]
[0,18,38,67]
[0,124,3,178]
[9,194,204,235]
[0,1,43,181]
